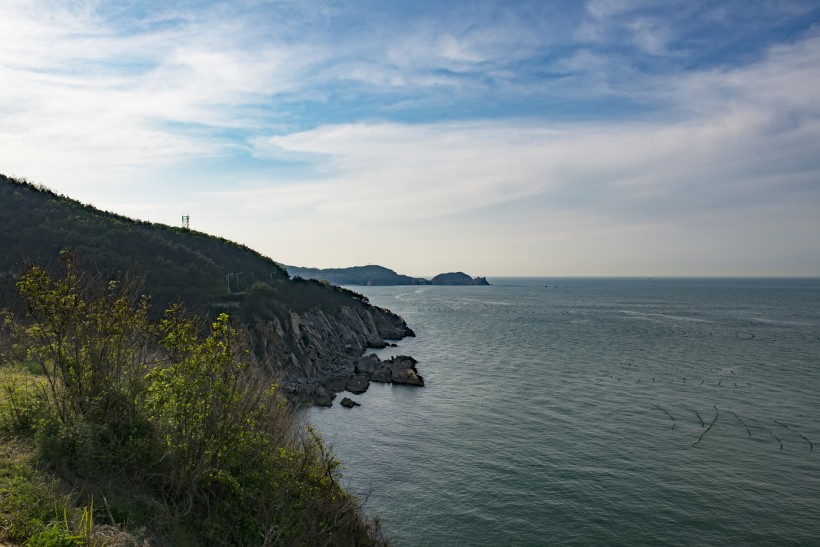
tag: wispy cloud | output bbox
[0,0,818,274]
[236,31,820,274]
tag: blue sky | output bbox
[1,0,819,276]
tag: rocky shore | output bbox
[293,353,424,408]
[255,303,423,406]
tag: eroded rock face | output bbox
[370,368,392,383]
[387,356,424,386]
[346,374,370,394]
[256,302,422,407]
[283,354,425,406]
[354,354,381,375]
[391,367,424,386]
[284,383,336,407]
[326,376,349,393]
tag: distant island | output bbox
[287,264,490,286]
[431,271,491,286]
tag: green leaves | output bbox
[148,309,273,492]
[13,256,153,427]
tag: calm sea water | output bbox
[308,278,820,546]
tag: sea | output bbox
[308,278,820,546]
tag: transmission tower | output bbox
[182,214,190,229]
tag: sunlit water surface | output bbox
[308,278,820,545]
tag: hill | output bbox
[0,174,418,405]
[287,264,430,285]
[287,265,491,286]
[0,175,289,307]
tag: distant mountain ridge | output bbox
[287,265,429,285]
[287,264,490,286]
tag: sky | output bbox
[1,0,819,277]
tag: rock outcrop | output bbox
[346,374,370,394]
[254,302,422,406]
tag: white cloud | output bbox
[1,1,818,275]
[0,2,319,197]
[232,32,820,274]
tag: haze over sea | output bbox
[309,277,820,546]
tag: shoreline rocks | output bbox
[262,299,422,407]
[346,374,370,394]
[259,295,423,408]
[286,352,425,407]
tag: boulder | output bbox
[340,397,360,408]
[313,388,335,407]
[354,354,381,375]
[370,368,392,383]
[387,355,424,386]
[387,355,418,368]
[346,374,370,394]
[391,367,424,386]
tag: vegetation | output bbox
[0,174,289,310]
[0,254,386,545]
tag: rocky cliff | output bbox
[250,302,419,406]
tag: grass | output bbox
[0,366,46,436]
[0,436,67,544]
[0,367,92,546]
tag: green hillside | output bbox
[0,174,289,308]
[0,175,382,317]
